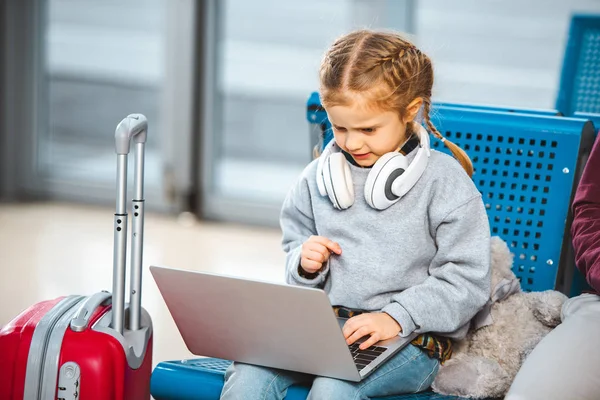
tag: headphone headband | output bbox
[316,124,431,210]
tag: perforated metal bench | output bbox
[150,93,596,400]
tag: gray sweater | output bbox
[280,149,491,338]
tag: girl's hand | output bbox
[300,236,342,274]
[343,313,402,350]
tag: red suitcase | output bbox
[0,114,153,400]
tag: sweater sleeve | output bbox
[571,135,600,293]
[280,173,329,288]
[382,195,492,337]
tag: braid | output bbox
[375,44,427,102]
[423,100,474,177]
[380,48,407,63]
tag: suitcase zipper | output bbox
[22,295,84,400]
[38,296,88,400]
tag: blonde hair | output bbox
[319,29,473,177]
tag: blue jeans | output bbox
[220,344,440,400]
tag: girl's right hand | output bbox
[300,236,342,274]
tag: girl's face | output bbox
[326,93,415,167]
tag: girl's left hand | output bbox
[342,312,402,350]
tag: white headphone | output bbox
[316,124,431,210]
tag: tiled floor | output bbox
[0,201,286,367]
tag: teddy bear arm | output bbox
[526,290,568,328]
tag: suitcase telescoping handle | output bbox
[113,114,148,335]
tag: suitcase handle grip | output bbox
[114,113,148,155]
[70,291,112,332]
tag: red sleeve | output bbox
[571,134,600,294]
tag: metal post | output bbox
[112,154,128,335]
[129,142,145,331]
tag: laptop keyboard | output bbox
[348,343,387,371]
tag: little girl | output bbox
[221,29,491,400]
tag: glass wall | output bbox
[200,0,600,226]
[35,0,172,209]
[4,0,599,225]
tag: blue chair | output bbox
[150,97,596,400]
[556,14,600,116]
[307,91,332,158]
[573,111,600,131]
[433,102,561,116]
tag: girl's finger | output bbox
[306,242,330,257]
[342,316,363,338]
[300,259,321,273]
[306,249,326,263]
[359,332,381,350]
[310,236,342,255]
[346,326,372,346]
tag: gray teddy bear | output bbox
[431,236,568,399]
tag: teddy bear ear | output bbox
[490,236,515,264]
[491,236,508,251]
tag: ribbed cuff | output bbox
[382,302,418,337]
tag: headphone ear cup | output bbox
[364,153,409,210]
[323,152,354,210]
[316,143,334,197]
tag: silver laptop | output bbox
[150,265,417,382]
